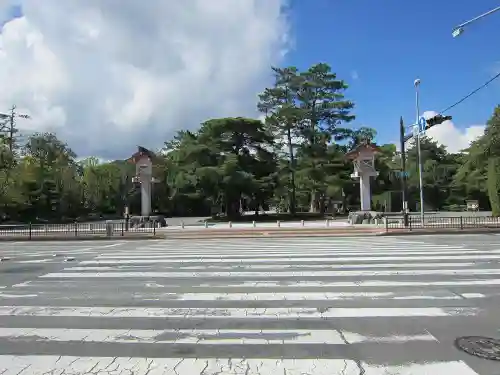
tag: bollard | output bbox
[252,221,256,227]
[105,220,113,238]
[301,220,304,227]
[326,219,330,227]
[277,220,281,227]
[181,221,185,229]
[229,221,232,228]
[204,221,208,228]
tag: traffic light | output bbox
[426,114,452,129]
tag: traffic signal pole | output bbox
[400,117,409,227]
[399,113,452,227]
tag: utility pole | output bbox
[399,114,452,226]
[399,116,409,227]
[413,79,425,224]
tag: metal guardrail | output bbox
[0,221,157,239]
[385,215,500,231]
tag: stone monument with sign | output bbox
[130,146,157,217]
[345,140,380,212]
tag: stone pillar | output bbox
[346,142,380,212]
[360,174,372,211]
[134,155,153,217]
[140,175,152,217]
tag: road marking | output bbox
[138,290,468,301]
[0,306,478,318]
[40,268,500,278]
[0,293,38,298]
[14,278,500,289]
[0,290,475,301]
[70,262,477,270]
[136,244,459,251]
[88,254,500,262]
[460,293,486,298]
[19,259,59,264]
[95,246,487,256]
[0,327,438,344]
[0,356,480,374]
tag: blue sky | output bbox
[285,0,500,144]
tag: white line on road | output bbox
[189,279,500,288]
[89,254,500,262]
[0,290,490,301]
[137,244,457,251]
[95,247,487,257]
[0,356,480,375]
[14,278,500,289]
[0,306,478,318]
[64,262,477,271]
[142,290,472,301]
[0,327,438,345]
[40,268,500,278]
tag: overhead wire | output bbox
[402,71,500,143]
[440,71,500,113]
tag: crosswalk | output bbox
[0,241,123,264]
[0,236,498,374]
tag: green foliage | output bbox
[487,157,500,216]
[2,64,500,222]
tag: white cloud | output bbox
[0,0,290,159]
[422,111,485,153]
[350,70,359,80]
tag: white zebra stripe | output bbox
[0,306,478,318]
[0,356,480,375]
[87,254,500,262]
[0,327,438,345]
[39,268,500,278]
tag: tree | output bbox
[164,117,277,218]
[488,157,500,216]
[258,67,302,214]
[4,63,495,223]
[456,105,500,213]
[258,63,355,213]
[295,63,355,212]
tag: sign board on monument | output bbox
[135,155,152,176]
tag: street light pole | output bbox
[452,5,500,37]
[414,79,425,224]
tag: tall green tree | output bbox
[258,67,303,214]
[165,117,277,217]
[295,63,355,212]
[456,105,500,213]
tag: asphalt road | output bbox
[0,235,499,373]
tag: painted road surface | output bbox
[0,235,499,373]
